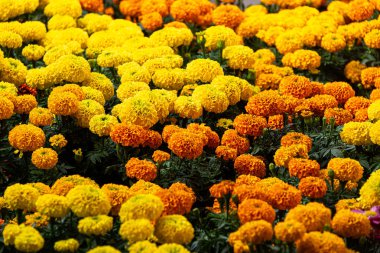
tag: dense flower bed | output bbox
[1,0,380,252]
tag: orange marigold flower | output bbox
[324,108,353,126]
[345,61,366,84]
[281,132,313,152]
[296,231,348,253]
[364,29,380,49]
[215,146,238,161]
[154,187,195,216]
[234,154,266,178]
[101,183,130,216]
[335,198,360,212]
[29,107,54,127]
[211,4,244,29]
[327,158,363,182]
[344,96,371,114]
[152,150,170,163]
[279,75,313,99]
[323,81,355,104]
[268,182,302,210]
[288,158,320,179]
[140,0,168,16]
[235,174,261,187]
[346,0,375,21]
[370,89,380,101]
[187,123,220,149]
[128,180,162,195]
[228,220,273,246]
[233,114,267,137]
[80,0,104,12]
[209,180,235,198]
[119,0,141,17]
[255,73,281,90]
[168,130,205,159]
[8,124,45,152]
[141,130,162,149]
[268,114,284,130]
[31,147,59,170]
[170,0,200,23]
[354,109,369,122]
[332,209,371,239]
[310,82,324,96]
[298,176,327,199]
[48,92,79,116]
[14,94,37,114]
[361,67,380,89]
[274,144,309,168]
[126,157,157,182]
[140,12,163,31]
[162,125,183,143]
[221,129,250,155]
[164,21,188,29]
[274,220,306,243]
[245,90,285,117]
[308,94,338,116]
[282,95,304,114]
[321,33,346,53]
[238,198,275,224]
[110,123,148,147]
[281,50,321,71]
[50,175,99,196]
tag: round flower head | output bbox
[209,180,235,198]
[31,147,58,170]
[174,96,203,119]
[100,184,130,216]
[346,0,375,21]
[0,96,14,120]
[8,124,45,152]
[234,154,266,178]
[275,30,303,55]
[345,61,366,84]
[3,224,22,246]
[228,220,273,246]
[344,96,371,114]
[118,97,159,129]
[281,132,313,152]
[233,114,267,137]
[203,25,242,50]
[4,183,40,211]
[82,72,114,100]
[126,157,157,182]
[50,175,98,196]
[275,220,306,243]
[245,90,285,117]
[49,134,67,149]
[119,219,154,243]
[192,85,229,113]
[238,198,275,224]
[212,4,244,29]
[170,0,201,23]
[324,107,353,126]
[152,150,170,163]
[331,209,371,239]
[29,107,54,127]
[52,84,85,101]
[327,158,363,182]
[73,99,105,128]
[186,59,223,83]
[14,226,44,253]
[155,215,194,244]
[222,45,255,70]
[215,146,238,161]
[368,99,380,120]
[14,94,37,114]
[340,122,373,146]
[140,12,163,31]
[370,121,380,145]
[281,50,321,71]
[323,81,355,104]
[89,114,118,137]
[54,238,79,253]
[274,144,309,168]
[48,92,79,116]
[22,44,45,61]
[87,246,121,253]
[129,241,157,253]
[288,158,320,179]
[321,33,346,52]
[117,82,150,102]
[296,231,347,253]
[119,194,164,222]
[298,177,327,199]
[168,130,205,159]
[279,75,313,99]
[78,215,113,236]
[26,182,51,195]
[221,129,250,155]
[365,29,380,49]
[66,185,111,217]
[156,244,190,253]
[81,86,105,105]
[35,194,69,218]
[0,31,22,48]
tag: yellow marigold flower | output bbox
[233,114,267,137]
[97,47,132,68]
[335,199,360,212]
[346,0,375,21]
[274,220,306,243]
[174,96,203,119]
[66,185,111,217]
[202,25,242,51]
[370,120,380,145]
[81,86,105,105]
[101,184,130,216]
[222,45,255,70]
[0,31,22,48]
[274,144,309,168]
[44,0,82,18]
[49,134,67,149]
[126,157,157,182]
[365,29,380,48]
[119,62,151,84]
[298,177,327,199]
[152,68,186,90]
[82,72,114,100]
[119,218,154,243]
[170,0,201,23]
[119,194,164,222]
[48,15,77,30]
[212,4,244,29]
[129,241,157,253]
[22,44,45,61]
[43,44,77,65]
[8,124,45,152]
[296,231,348,253]
[14,94,37,114]
[54,238,80,253]
[1,58,27,86]
[321,33,346,52]
[87,246,121,253]
[156,244,190,253]
[282,50,321,71]
[368,99,380,120]
[275,30,303,55]
[0,96,14,120]
[150,27,193,48]
[140,12,163,31]
[228,220,273,246]
[51,175,98,196]
[332,209,371,239]
[78,215,113,236]
[31,147,59,170]
[155,215,194,244]
[327,158,363,182]
[35,194,69,218]
[78,13,110,34]
[25,182,50,195]
[118,97,159,129]
[324,81,355,104]
[192,85,229,113]
[89,114,118,137]
[50,54,91,83]
[340,122,373,145]
[73,99,105,128]
[216,118,233,129]
[238,198,275,224]
[117,82,150,102]
[29,107,54,127]
[186,59,223,83]
[285,202,331,232]
[0,81,18,95]
[359,170,380,208]
[14,226,44,253]
[4,183,40,212]
[3,224,22,246]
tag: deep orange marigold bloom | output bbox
[274,144,309,168]
[344,96,371,114]
[168,130,205,159]
[238,198,275,224]
[323,82,355,104]
[126,157,157,182]
[141,130,162,149]
[154,187,195,216]
[80,0,104,12]
[0,96,13,120]
[187,123,220,149]
[14,94,38,114]
[310,82,324,96]
[170,0,200,23]
[233,114,267,137]
[361,67,380,89]
[215,146,238,161]
[234,154,266,178]
[282,95,304,114]
[48,92,79,116]
[281,132,313,152]
[345,60,366,84]
[209,180,235,198]
[268,182,302,210]
[101,183,130,216]
[31,147,59,170]
[308,94,338,116]
[245,90,285,117]
[288,158,320,179]
[298,177,327,199]
[331,209,371,239]
[327,158,363,182]
[28,107,54,127]
[162,125,183,143]
[274,220,306,243]
[354,109,369,122]
[279,75,313,99]
[211,4,244,29]
[370,89,380,101]
[8,124,45,152]
[235,174,261,187]
[346,0,375,21]
[110,123,148,147]
[324,108,353,126]
[268,114,284,130]
[140,12,163,31]
[152,150,170,163]
[164,21,188,29]
[119,0,141,17]
[221,129,250,155]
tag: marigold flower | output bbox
[209,180,235,198]
[31,147,58,170]
[323,81,355,104]
[361,67,380,89]
[14,94,37,114]
[81,86,106,105]
[234,154,266,178]
[238,198,275,224]
[298,177,327,199]
[140,12,163,31]
[345,61,366,84]
[168,130,205,159]
[3,224,22,246]
[155,184,195,216]
[24,213,49,227]
[215,146,238,161]
[0,96,14,120]
[332,209,371,239]
[192,85,229,113]
[321,33,346,52]
[221,129,250,155]
[49,134,67,149]
[308,94,339,116]
[274,144,309,168]
[335,199,360,212]
[4,183,40,211]
[282,50,321,71]
[364,29,380,48]
[119,218,154,243]
[346,0,375,21]
[89,114,118,137]
[245,90,285,116]
[35,194,69,218]
[296,231,348,253]
[288,158,320,179]
[370,121,380,145]
[203,25,242,50]
[233,114,267,137]
[222,45,255,70]
[155,215,194,244]
[110,123,149,147]
[22,44,45,61]
[129,241,157,253]
[54,238,80,253]
[174,96,203,119]
[48,92,79,116]
[279,75,313,99]
[101,184,130,216]
[156,244,190,253]
[28,107,53,127]
[87,246,121,253]
[275,30,303,55]
[66,185,111,217]
[228,220,273,246]
[78,215,113,236]
[324,107,353,126]
[340,122,373,145]
[152,150,170,163]
[126,157,157,182]
[50,175,99,196]
[186,59,224,83]
[368,99,380,120]
[8,124,45,152]
[119,194,164,222]
[274,220,306,243]
[235,175,261,187]
[370,89,380,101]
[82,72,114,100]
[327,158,363,182]
[170,0,201,23]
[212,4,244,29]
[14,226,44,253]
